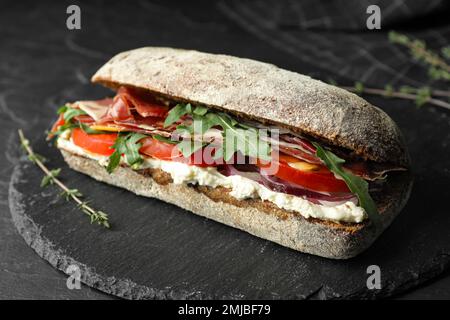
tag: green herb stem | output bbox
[19,129,110,228]
[340,85,450,111]
[389,31,450,74]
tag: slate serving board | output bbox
[8,102,450,299]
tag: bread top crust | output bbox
[92,47,409,167]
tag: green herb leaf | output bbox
[93,211,110,228]
[327,78,338,86]
[60,188,83,201]
[210,113,270,161]
[193,106,208,116]
[41,168,61,187]
[40,175,53,187]
[389,31,450,83]
[165,103,271,162]
[124,133,147,165]
[51,107,108,140]
[193,113,216,134]
[49,122,78,138]
[312,143,380,225]
[28,153,48,164]
[384,84,394,97]
[63,107,87,122]
[57,105,68,114]
[354,81,364,94]
[107,133,146,173]
[106,148,122,174]
[79,123,104,134]
[442,46,450,60]
[164,103,189,127]
[153,134,177,144]
[399,85,415,94]
[415,86,431,107]
[388,31,409,45]
[174,124,192,136]
[19,129,111,229]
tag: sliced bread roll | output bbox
[55,47,412,258]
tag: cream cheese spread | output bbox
[57,135,367,223]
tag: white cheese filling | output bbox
[57,135,367,223]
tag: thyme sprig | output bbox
[389,31,450,81]
[331,31,450,111]
[340,83,450,110]
[18,129,110,228]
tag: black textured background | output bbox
[1,0,450,299]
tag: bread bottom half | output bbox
[60,149,412,259]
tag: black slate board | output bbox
[2,0,450,300]
[8,115,450,299]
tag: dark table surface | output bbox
[1,0,449,299]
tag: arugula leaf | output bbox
[193,105,208,116]
[192,114,215,134]
[51,122,78,137]
[106,133,147,173]
[174,124,192,136]
[153,134,177,144]
[57,105,68,114]
[106,146,122,174]
[124,133,147,166]
[164,104,189,127]
[312,143,380,225]
[163,103,271,161]
[51,122,103,139]
[50,106,108,140]
[79,123,104,134]
[63,107,87,122]
[211,113,270,161]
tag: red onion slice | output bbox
[219,164,357,205]
[259,171,357,205]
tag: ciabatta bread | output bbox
[55,47,413,259]
[60,149,412,259]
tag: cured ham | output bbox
[74,98,113,122]
[117,86,169,118]
[68,86,402,182]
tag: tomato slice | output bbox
[139,137,219,167]
[257,154,350,193]
[71,128,118,156]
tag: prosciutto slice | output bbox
[117,86,169,118]
[74,98,113,122]
[108,96,134,122]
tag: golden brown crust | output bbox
[92,47,410,167]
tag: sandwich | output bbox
[50,47,412,259]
